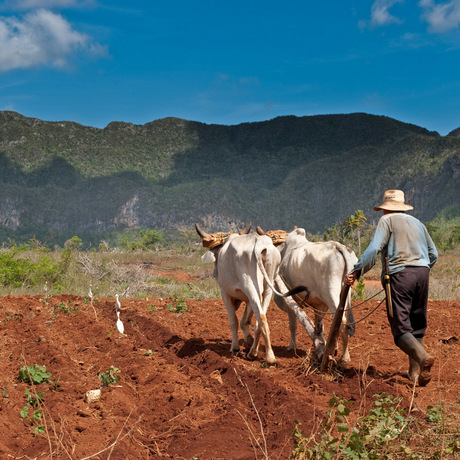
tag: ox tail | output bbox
[335,244,356,337]
[346,288,355,337]
[254,241,308,299]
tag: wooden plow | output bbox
[319,284,351,373]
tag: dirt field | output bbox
[0,276,459,459]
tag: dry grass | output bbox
[0,245,458,302]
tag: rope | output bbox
[347,288,385,311]
[278,274,386,324]
[346,297,386,326]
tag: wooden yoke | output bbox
[320,284,351,373]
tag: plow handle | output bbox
[320,284,351,373]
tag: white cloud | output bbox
[2,103,16,111]
[419,0,460,32]
[370,0,404,26]
[398,31,433,47]
[0,9,104,72]
[1,0,95,10]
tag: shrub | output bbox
[293,393,409,459]
[120,229,165,251]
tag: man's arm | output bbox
[345,217,390,286]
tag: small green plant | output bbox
[24,387,44,407]
[425,401,460,457]
[97,366,121,388]
[50,375,61,391]
[352,277,366,300]
[21,387,45,435]
[3,313,22,322]
[292,394,355,459]
[20,403,45,435]
[18,364,51,385]
[427,403,445,425]
[53,301,78,315]
[18,365,52,436]
[147,305,156,312]
[357,392,407,452]
[166,296,188,313]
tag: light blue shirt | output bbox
[352,212,438,277]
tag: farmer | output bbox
[345,189,438,386]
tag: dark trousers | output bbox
[383,267,430,345]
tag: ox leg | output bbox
[274,276,316,352]
[248,318,262,360]
[248,311,275,364]
[221,293,241,353]
[246,287,276,365]
[240,304,254,348]
[313,309,327,361]
[339,317,351,363]
[260,284,277,364]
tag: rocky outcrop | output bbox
[0,111,459,239]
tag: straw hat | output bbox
[373,189,413,211]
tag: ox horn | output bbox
[256,225,266,235]
[195,223,211,239]
[239,222,252,234]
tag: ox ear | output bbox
[256,225,265,235]
[239,222,252,234]
[201,251,216,263]
[195,223,210,239]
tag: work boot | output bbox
[406,356,419,382]
[397,333,434,386]
[405,337,424,382]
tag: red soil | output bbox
[0,291,458,459]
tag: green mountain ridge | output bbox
[0,111,459,240]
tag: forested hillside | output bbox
[0,111,459,243]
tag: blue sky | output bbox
[1,1,460,135]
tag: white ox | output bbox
[267,227,357,363]
[195,223,303,364]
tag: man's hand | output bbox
[345,271,358,286]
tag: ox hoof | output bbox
[247,351,258,361]
[265,352,277,366]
